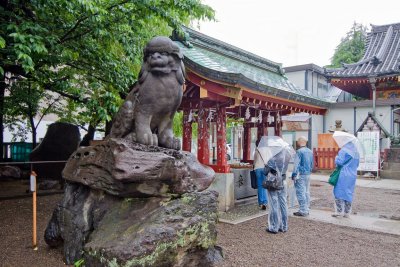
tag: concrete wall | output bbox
[285,71,305,90]
[324,106,391,135]
[311,115,324,149]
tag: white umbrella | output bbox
[332,131,356,148]
[257,136,293,164]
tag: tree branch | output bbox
[59,0,131,43]
[43,85,89,103]
[36,96,61,128]
[66,63,113,84]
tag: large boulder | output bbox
[45,183,222,266]
[30,122,80,180]
[62,138,215,197]
[0,165,21,179]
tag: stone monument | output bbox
[44,37,222,266]
[328,120,347,132]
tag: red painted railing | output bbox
[313,148,339,170]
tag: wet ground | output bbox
[1,178,399,266]
[221,179,400,223]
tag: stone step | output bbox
[382,162,400,171]
[380,170,400,180]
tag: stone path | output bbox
[220,174,400,235]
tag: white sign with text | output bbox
[357,131,380,172]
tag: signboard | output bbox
[357,131,380,172]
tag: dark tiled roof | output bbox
[173,26,332,108]
[326,23,400,78]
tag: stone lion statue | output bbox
[109,36,185,150]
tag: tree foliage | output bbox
[0,0,214,145]
[328,22,368,68]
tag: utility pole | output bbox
[369,76,377,115]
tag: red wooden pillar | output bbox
[215,107,230,173]
[243,124,251,162]
[197,108,210,165]
[182,109,192,152]
[257,121,268,142]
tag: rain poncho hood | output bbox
[257,136,295,178]
[332,132,361,202]
[333,131,364,159]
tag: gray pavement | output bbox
[296,174,400,235]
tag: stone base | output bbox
[206,173,234,212]
[62,138,215,197]
[45,183,222,266]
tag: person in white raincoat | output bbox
[332,131,361,218]
[257,136,295,233]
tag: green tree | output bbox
[0,0,214,154]
[328,22,368,68]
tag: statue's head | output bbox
[139,36,185,84]
[335,120,342,128]
[144,36,183,61]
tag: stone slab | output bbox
[311,174,400,190]
[289,208,400,236]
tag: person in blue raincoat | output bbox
[332,140,360,218]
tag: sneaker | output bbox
[266,229,278,234]
[261,204,267,210]
[343,213,350,218]
[331,213,342,218]
[278,229,287,233]
[293,211,308,217]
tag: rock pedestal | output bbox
[45,138,222,266]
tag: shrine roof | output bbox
[356,112,390,138]
[326,23,400,78]
[173,27,331,108]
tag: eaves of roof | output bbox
[330,98,400,108]
[173,27,332,108]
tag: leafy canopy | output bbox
[1,0,214,139]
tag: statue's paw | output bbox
[152,134,159,146]
[127,132,137,142]
[165,136,181,150]
[173,137,181,150]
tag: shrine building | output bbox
[325,22,400,137]
[172,27,332,209]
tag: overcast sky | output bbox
[197,0,400,67]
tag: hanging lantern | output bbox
[267,112,273,125]
[276,112,281,124]
[206,110,214,122]
[245,106,251,120]
[258,110,263,123]
[188,109,193,123]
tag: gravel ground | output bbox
[216,216,400,267]
[1,181,400,266]
[0,194,65,267]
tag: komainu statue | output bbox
[110,36,185,150]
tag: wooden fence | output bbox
[313,148,339,170]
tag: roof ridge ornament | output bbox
[171,28,193,48]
